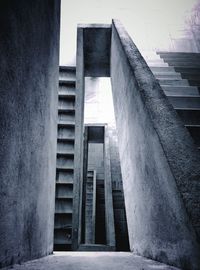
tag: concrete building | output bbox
[0,1,200,270]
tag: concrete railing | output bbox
[111,19,200,269]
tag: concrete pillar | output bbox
[0,1,60,267]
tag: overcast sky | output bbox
[60,0,198,65]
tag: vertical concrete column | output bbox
[72,26,85,250]
[0,1,60,267]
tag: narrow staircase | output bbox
[144,52,200,151]
[95,179,106,245]
[54,66,76,251]
[84,170,96,244]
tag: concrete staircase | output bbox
[54,66,76,251]
[84,170,96,244]
[145,52,200,150]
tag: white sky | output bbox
[60,0,198,65]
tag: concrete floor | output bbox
[4,252,181,270]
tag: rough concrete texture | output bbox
[0,1,60,267]
[111,20,200,269]
[4,252,181,270]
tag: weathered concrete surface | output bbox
[0,0,60,267]
[82,25,111,77]
[111,20,200,269]
[73,26,85,250]
[4,252,180,270]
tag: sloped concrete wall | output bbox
[0,1,60,267]
[111,20,200,270]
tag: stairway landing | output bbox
[4,252,180,270]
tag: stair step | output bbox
[56,196,73,199]
[158,79,189,86]
[58,121,75,127]
[57,150,74,157]
[59,88,75,96]
[174,67,200,74]
[54,241,72,246]
[179,73,200,80]
[176,108,200,125]
[56,166,74,171]
[57,140,74,151]
[56,184,73,198]
[57,137,75,143]
[57,151,74,156]
[54,238,72,245]
[188,79,200,86]
[150,66,175,72]
[59,66,76,81]
[58,86,75,100]
[168,96,200,108]
[153,72,182,79]
[60,66,76,71]
[56,170,74,184]
[58,108,75,114]
[54,213,72,229]
[57,126,75,140]
[162,57,200,63]
[55,210,73,214]
[58,112,75,123]
[55,199,73,213]
[147,62,168,67]
[58,98,75,110]
[162,86,199,96]
[58,93,76,100]
[158,52,200,58]
[167,62,200,68]
[56,154,74,166]
[146,59,165,64]
[59,80,75,86]
[148,63,169,67]
[56,181,73,185]
[54,226,72,230]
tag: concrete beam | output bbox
[79,24,111,77]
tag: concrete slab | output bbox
[81,24,111,77]
[4,252,181,270]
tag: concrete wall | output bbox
[111,20,200,269]
[0,1,60,267]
